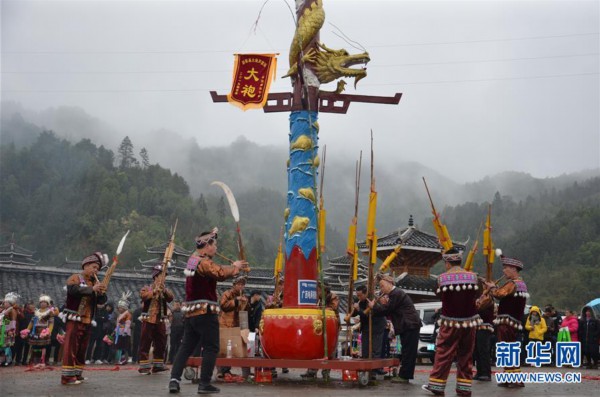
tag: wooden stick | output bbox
[367,130,375,360]
[215,252,233,263]
[215,252,251,272]
[345,152,362,347]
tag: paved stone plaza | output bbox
[1,364,599,396]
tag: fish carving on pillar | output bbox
[282,0,371,308]
[261,0,329,360]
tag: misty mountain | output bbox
[2,106,599,308]
[1,101,118,149]
[2,103,599,240]
[462,170,600,204]
[0,112,42,148]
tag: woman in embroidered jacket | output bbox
[20,294,55,367]
[1,292,19,366]
[114,292,132,365]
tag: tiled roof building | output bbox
[138,242,193,274]
[0,239,276,309]
[355,215,463,303]
[0,263,280,310]
[323,254,368,291]
[0,264,186,307]
[136,240,278,290]
[0,242,39,266]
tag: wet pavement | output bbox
[1,363,599,396]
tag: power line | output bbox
[370,53,599,68]
[3,32,597,54]
[3,71,597,93]
[2,53,597,74]
[1,69,232,75]
[368,32,599,48]
[365,72,599,87]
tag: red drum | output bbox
[260,308,339,359]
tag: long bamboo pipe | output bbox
[215,252,251,272]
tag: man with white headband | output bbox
[169,228,247,394]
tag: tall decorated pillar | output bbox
[211,0,400,360]
[282,110,319,308]
[260,0,339,360]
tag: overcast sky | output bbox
[2,0,598,183]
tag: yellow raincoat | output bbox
[525,305,547,341]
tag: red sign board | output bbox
[227,54,278,111]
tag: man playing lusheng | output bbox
[368,273,421,384]
[138,264,174,374]
[60,252,107,385]
[422,247,482,396]
[217,275,249,380]
[487,251,529,388]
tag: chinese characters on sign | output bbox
[556,342,581,368]
[496,341,521,367]
[525,341,552,367]
[298,280,317,306]
[496,341,581,368]
[227,54,278,111]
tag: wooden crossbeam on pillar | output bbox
[210,91,402,114]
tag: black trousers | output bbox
[132,330,141,363]
[51,339,61,363]
[583,342,599,365]
[169,327,184,363]
[382,331,390,359]
[170,314,219,386]
[14,337,29,364]
[398,328,420,379]
[361,326,385,359]
[85,332,104,361]
[474,329,492,377]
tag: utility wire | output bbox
[4,72,598,93]
[3,53,597,74]
[3,32,597,54]
[367,32,599,48]
[369,53,600,68]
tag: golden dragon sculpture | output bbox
[283,0,369,92]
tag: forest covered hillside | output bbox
[1,112,599,309]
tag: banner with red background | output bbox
[227,53,278,111]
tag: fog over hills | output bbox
[2,102,598,238]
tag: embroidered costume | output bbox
[473,286,495,381]
[218,276,249,378]
[138,265,173,374]
[60,252,108,385]
[21,294,55,367]
[1,292,19,366]
[489,253,528,388]
[114,292,132,365]
[424,249,482,397]
[169,228,242,394]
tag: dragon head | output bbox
[313,44,370,88]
